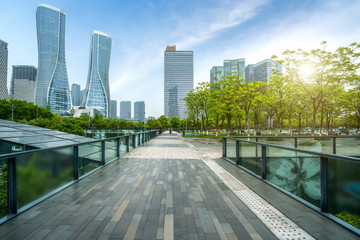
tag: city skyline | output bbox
[1,0,360,118]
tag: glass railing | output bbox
[223,136,360,233]
[0,129,162,223]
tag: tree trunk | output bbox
[319,104,324,136]
[289,113,292,136]
[227,114,231,136]
[245,112,250,137]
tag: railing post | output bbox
[320,156,329,212]
[116,138,120,157]
[132,135,136,148]
[74,146,79,180]
[295,137,298,148]
[333,137,336,154]
[235,140,240,165]
[101,141,105,165]
[126,135,130,152]
[7,157,17,214]
[142,132,145,144]
[222,138,227,158]
[255,137,258,157]
[261,146,267,179]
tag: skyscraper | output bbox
[10,65,37,102]
[164,45,193,119]
[253,59,282,83]
[35,4,71,114]
[82,31,112,118]
[110,100,117,119]
[245,64,254,82]
[120,101,131,120]
[223,58,246,79]
[0,39,9,100]
[134,101,145,122]
[210,66,224,84]
[71,83,81,106]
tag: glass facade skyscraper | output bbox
[10,65,37,102]
[110,100,117,119]
[210,66,224,84]
[82,31,112,118]
[164,45,193,120]
[134,101,145,122]
[35,4,71,115]
[0,39,9,100]
[253,59,282,83]
[120,101,131,120]
[223,58,246,79]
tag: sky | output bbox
[1,0,360,118]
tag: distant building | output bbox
[134,101,145,122]
[110,100,117,118]
[210,66,224,84]
[223,58,245,79]
[82,31,112,118]
[10,66,37,102]
[35,4,71,114]
[245,64,254,82]
[120,101,131,120]
[72,106,102,118]
[252,59,282,83]
[71,83,81,106]
[0,39,9,100]
[164,45,193,119]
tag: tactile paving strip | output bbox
[187,142,315,240]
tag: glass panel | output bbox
[0,159,7,218]
[297,137,330,153]
[266,146,321,207]
[79,142,102,176]
[105,139,117,163]
[129,136,134,151]
[135,135,139,148]
[328,157,360,228]
[119,137,127,156]
[226,139,236,163]
[16,147,74,208]
[239,141,261,176]
[336,137,360,157]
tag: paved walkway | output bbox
[0,133,358,239]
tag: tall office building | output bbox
[35,4,71,115]
[82,31,112,118]
[210,66,224,84]
[134,101,145,122]
[253,59,282,83]
[10,65,37,102]
[71,83,81,106]
[223,58,245,79]
[120,101,131,120]
[110,100,117,119]
[164,45,193,119]
[245,64,254,82]
[0,39,9,100]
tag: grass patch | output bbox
[298,141,316,146]
[336,212,360,229]
[265,138,284,141]
[314,137,331,140]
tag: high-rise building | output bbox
[110,100,117,119]
[210,66,224,84]
[253,59,282,83]
[245,64,254,82]
[82,31,112,118]
[164,45,193,119]
[71,83,81,106]
[120,101,131,120]
[223,58,245,79]
[0,39,9,100]
[134,101,145,122]
[35,4,71,115]
[10,65,37,102]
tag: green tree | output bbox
[158,115,170,129]
[170,116,180,129]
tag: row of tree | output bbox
[183,42,360,136]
